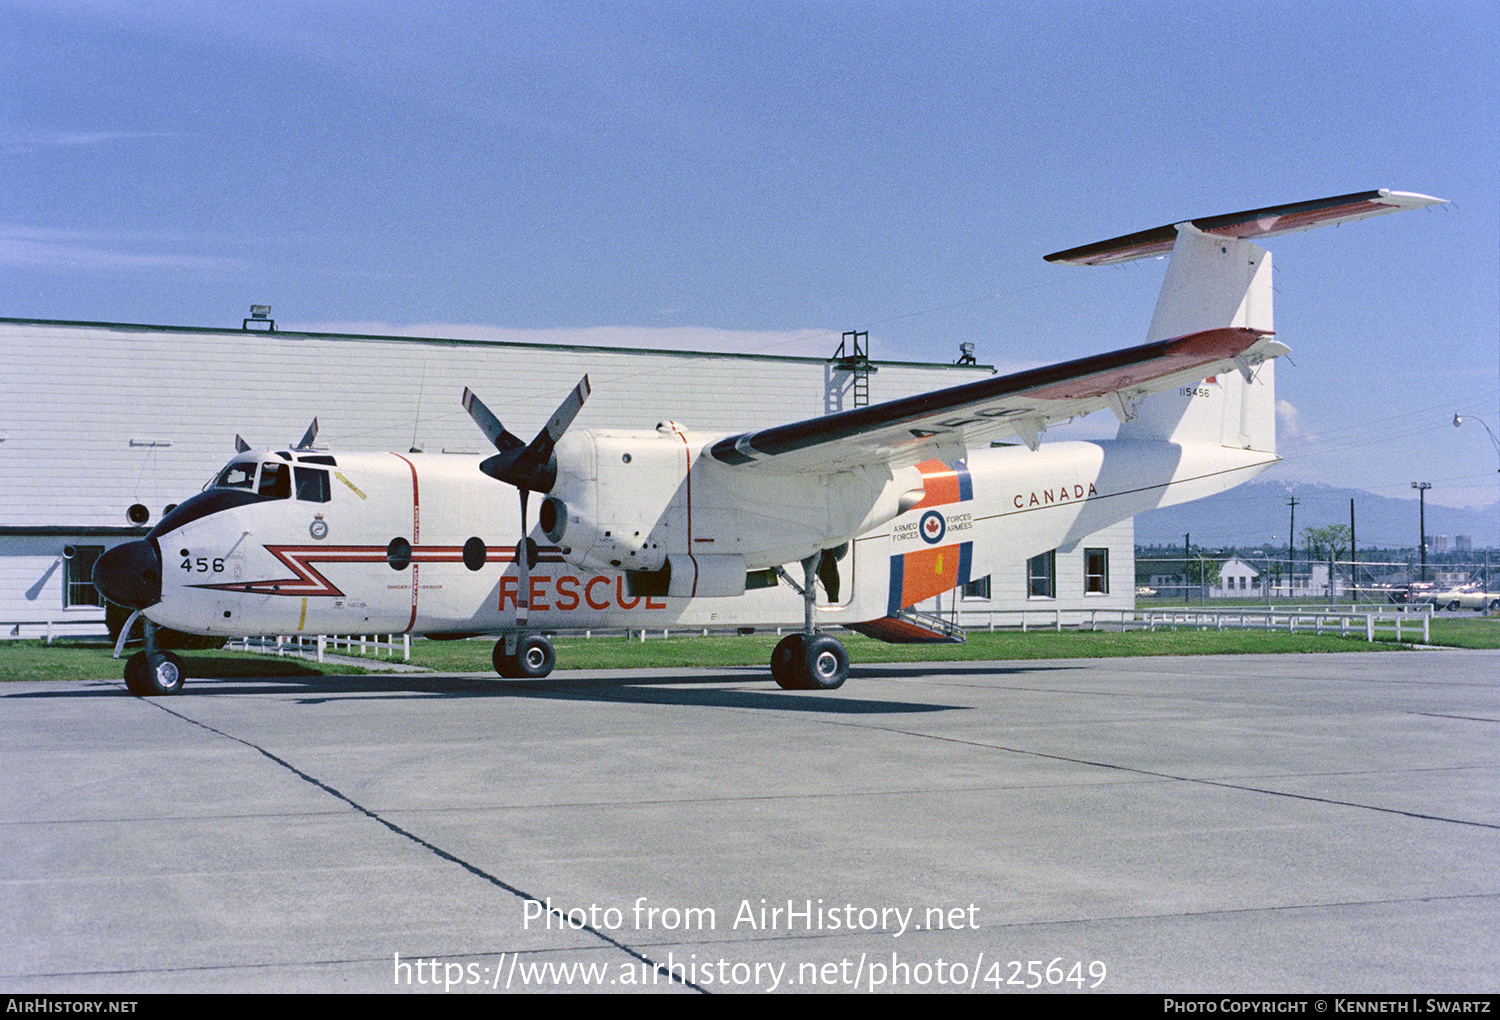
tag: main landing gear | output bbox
[769,553,850,691]
[493,633,556,678]
[119,615,187,696]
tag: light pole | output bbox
[1412,481,1431,583]
[1455,414,1500,575]
[1453,413,1500,469]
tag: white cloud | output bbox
[1276,398,1306,441]
[0,224,251,274]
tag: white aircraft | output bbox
[94,190,1443,696]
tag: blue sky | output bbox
[4,1,1497,518]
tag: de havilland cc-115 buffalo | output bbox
[94,190,1443,695]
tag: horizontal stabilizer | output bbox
[1045,190,1445,266]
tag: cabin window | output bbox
[258,462,291,499]
[294,466,331,503]
[1027,551,1056,599]
[64,545,104,608]
[1084,548,1109,594]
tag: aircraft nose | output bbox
[93,539,162,610]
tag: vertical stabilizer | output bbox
[1116,225,1276,451]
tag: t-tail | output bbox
[1046,190,1445,456]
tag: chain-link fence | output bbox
[1136,555,1499,610]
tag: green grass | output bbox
[3,617,1494,682]
[0,641,374,682]
[1426,617,1500,649]
[400,628,1413,673]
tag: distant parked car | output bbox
[1430,588,1500,612]
[1135,586,1157,598]
[1393,582,1436,604]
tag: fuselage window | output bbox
[294,466,331,503]
[259,462,291,499]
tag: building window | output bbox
[1084,547,1109,594]
[64,545,104,608]
[962,575,991,600]
[1027,551,1055,599]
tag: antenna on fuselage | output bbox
[234,435,251,453]
[295,418,318,451]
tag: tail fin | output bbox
[1118,223,1277,451]
[1046,190,1445,452]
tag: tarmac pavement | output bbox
[2,650,1496,993]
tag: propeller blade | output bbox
[534,375,591,454]
[516,489,530,627]
[461,387,524,453]
[296,418,318,450]
[234,434,250,453]
[473,376,591,494]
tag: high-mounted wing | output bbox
[1044,189,1444,266]
[709,326,1284,473]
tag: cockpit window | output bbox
[294,466,331,502]
[258,462,291,499]
[214,461,257,490]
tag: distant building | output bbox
[1213,555,1261,597]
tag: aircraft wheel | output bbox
[140,651,186,696]
[493,636,555,679]
[771,634,806,690]
[124,651,150,696]
[515,635,555,678]
[796,635,849,691]
[492,639,519,678]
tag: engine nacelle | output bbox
[545,428,683,573]
[545,425,938,584]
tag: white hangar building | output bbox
[0,316,1134,641]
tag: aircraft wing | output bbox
[708,326,1285,473]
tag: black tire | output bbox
[493,635,556,678]
[771,634,806,690]
[492,638,519,678]
[140,651,186,696]
[514,635,555,678]
[796,635,849,691]
[124,651,150,696]
[1445,600,1460,612]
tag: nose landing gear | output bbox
[119,615,188,696]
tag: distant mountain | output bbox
[1134,479,1499,550]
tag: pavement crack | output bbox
[139,699,709,993]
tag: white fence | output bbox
[225,633,411,662]
[1,618,110,643]
[952,604,1435,643]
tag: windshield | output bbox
[211,459,258,491]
